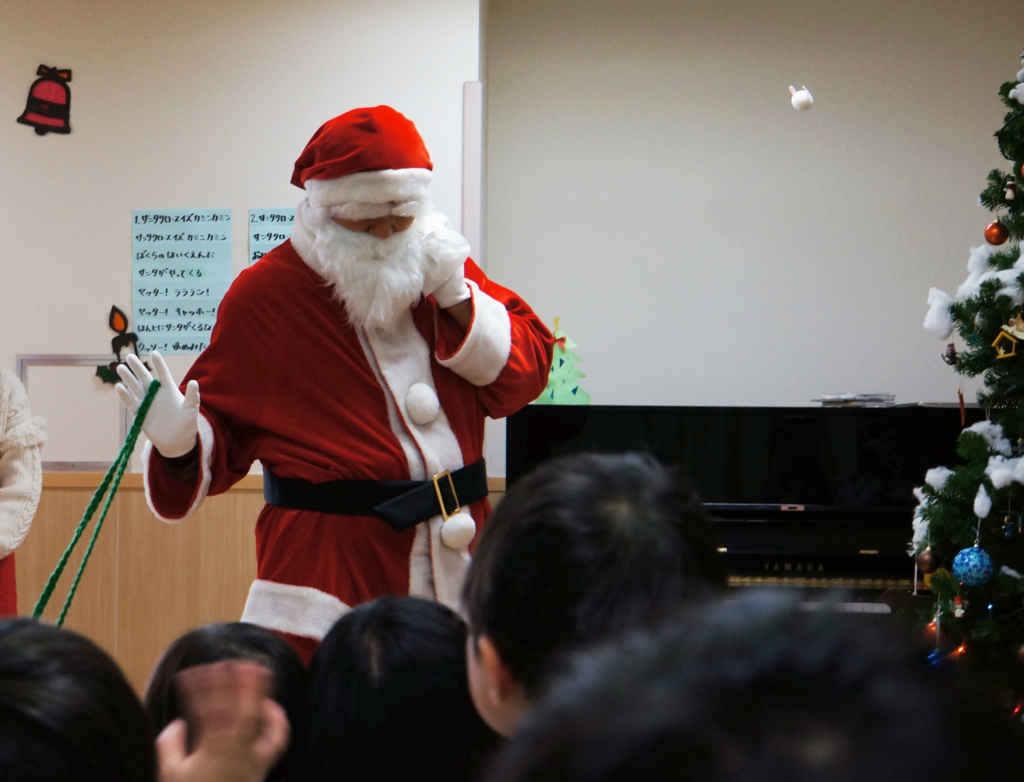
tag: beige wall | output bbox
[1,0,479,462]
[485,0,1024,472]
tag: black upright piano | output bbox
[506,405,983,596]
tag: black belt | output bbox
[263,459,488,533]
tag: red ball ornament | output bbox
[917,547,937,574]
[986,219,1010,246]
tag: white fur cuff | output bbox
[305,168,432,208]
[436,282,512,386]
[142,412,214,524]
[240,579,350,640]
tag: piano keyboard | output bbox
[727,576,912,591]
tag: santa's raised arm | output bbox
[116,106,553,661]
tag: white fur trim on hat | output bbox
[306,168,432,208]
[329,200,426,221]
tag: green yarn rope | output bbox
[33,379,161,624]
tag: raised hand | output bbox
[419,213,472,308]
[115,352,200,458]
[156,661,290,782]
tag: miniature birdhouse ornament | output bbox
[993,329,1020,359]
[789,85,814,110]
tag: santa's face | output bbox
[332,214,415,239]
[301,202,430,332]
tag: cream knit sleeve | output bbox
[0,370,46,559]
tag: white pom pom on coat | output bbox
[440,511,476,550]
[406,383,440,426]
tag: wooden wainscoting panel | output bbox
[116,489,263,692]
[15,487,119,657]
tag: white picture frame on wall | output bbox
[17,354,131,472]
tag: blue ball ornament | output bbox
[952,545,994,587]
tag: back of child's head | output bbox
[300,595,501,782]
[143,621,306,781]
[485,591,1024,782]
[0,618,156,782]
[462,451,726,694]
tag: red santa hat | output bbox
[291,106,433,220]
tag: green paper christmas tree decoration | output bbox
[915,50,1024,698]
[536,317,591,405]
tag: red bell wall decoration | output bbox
[17,65,72,135]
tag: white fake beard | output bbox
[305,206,428,332]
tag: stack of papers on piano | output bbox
[813,393,896,408]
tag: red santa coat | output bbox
[143,238,552,656]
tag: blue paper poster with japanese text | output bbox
[249,208,295,265]
[131,209,233,355]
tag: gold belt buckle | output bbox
[432,469,461,520]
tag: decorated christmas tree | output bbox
[918,51,1024,695]
[535,317,591,405]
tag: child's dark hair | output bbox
[462,452,726,694]
[0,618,157,782]
[143,622,306,782]
[486,592,1024,782]
[300,595,501,782]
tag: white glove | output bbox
[115,352,200,458]
[419,213,472,309]
[431,263,471,309]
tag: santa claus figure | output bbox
[116,106,553,661]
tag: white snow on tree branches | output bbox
[954,245,1024,303]
[968,420,1014,456]
[911,487,930,553]
[1010,82,1024,104]
[952,244,998,299]
[911,510,929,553]
[925,466,954,491]
[975,483,993,518]
[1002,565,1024,579]
[924,288,954,339]
[923,245,1021,340]
[966,243,996,279]
[987,455,1016,488]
